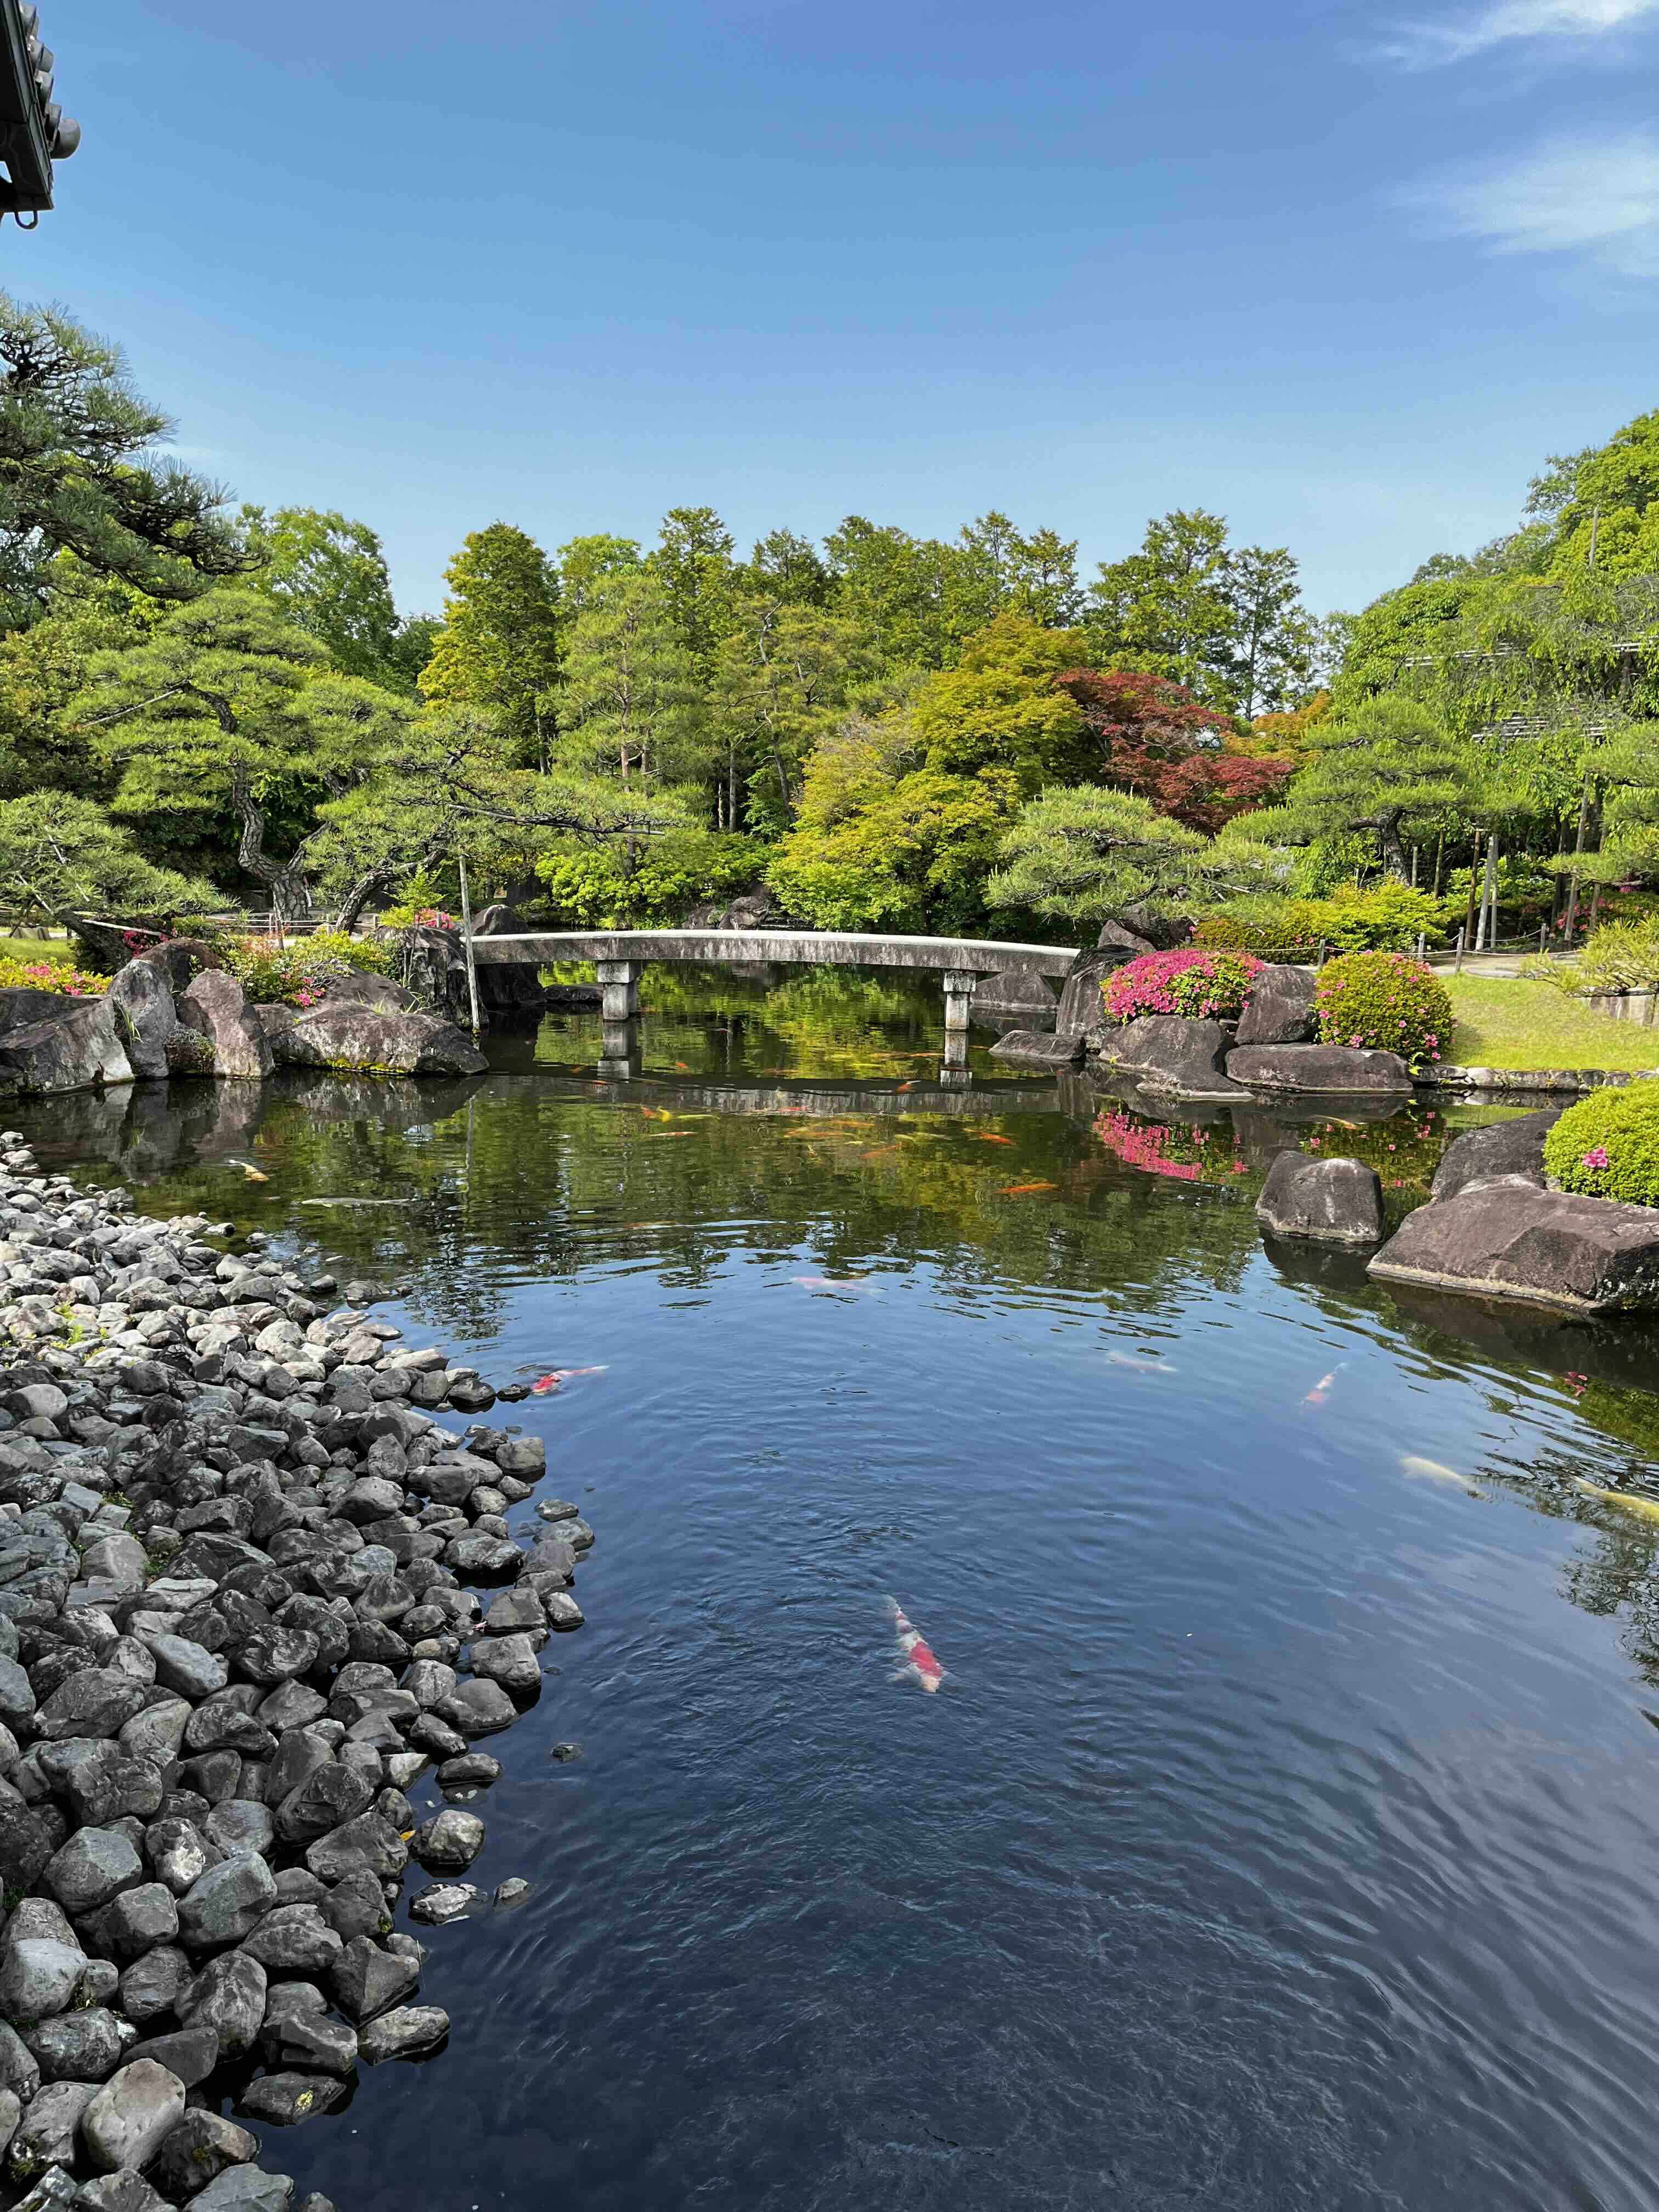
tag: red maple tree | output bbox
[1051,667,1293,831]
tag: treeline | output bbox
[2,280,1658,955]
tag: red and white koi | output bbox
[887,1598,945,1693]
[1303,1362,1345,1405]
[529,1365,610,1395]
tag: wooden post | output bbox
[1432,831,1444,898]
[1316,940,1328,969]
[1477,833,1498,951]
[1453,926,1466,975]
[1410,845,1419,887]
[457,853,483,1044]
[1463,830,1482,952]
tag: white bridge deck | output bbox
[469,929,1080,977]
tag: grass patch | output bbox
[1446,978,1659,1071]
[0,935,77,966]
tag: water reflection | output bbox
[12,971,1659,2208]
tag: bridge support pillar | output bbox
[596,960,641,1022]
[600,1018,641,1080]
[942,969,978,1035]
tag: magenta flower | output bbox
[1583,1145,1610,1171]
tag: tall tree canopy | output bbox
[420,523,562,766]
[0,296,247,629]
[241,504,431,692]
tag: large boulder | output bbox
[1368,1184,1659,1312]
[1092,1016,1247,1102]
[1227,1043,1412,1096]
[1054,946,1132,1040]
[1256,1152,1384,1245]
[1234,964,1317,1046]
[1429,1107,1565,1203]
[970,969,1057,1030]
[472,904,548,1013]
[266,1005,486,1077]
[0,996,133,1094]
[0,988,80,1032]
[106,958,183,1081]
[989,1029,1083,1068]
[177,971,273,1081]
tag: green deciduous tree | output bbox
[712,599,868,832]
[0,296,248,629]
[241,504,431,690]
[420,523,562,766]
[909,614,1092,792]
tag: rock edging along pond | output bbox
[0,1147,590,2212]
[0,943,486,1102]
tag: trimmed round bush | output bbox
[1543,1082,1659,1207]
[1102,949,1263,1025]
[1313,951,1450,1071]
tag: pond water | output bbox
[20,968,1659,2212]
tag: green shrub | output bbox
[304,929,392,975]
[1102,949,1262,1023]
[1543,1082,1659,1206]
[224,930,388,1007]
[1195,883,1446,958]
[1314,951,1451,1070]
[1576,916,1659,994]
[0,955,106,996]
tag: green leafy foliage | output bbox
[223,930,390,1006]
[1194,882,1447,955]
[0,792,216,923]
[1544,1084,1659,1206]
[419,524,562,765]
[1314,951,1451,1070]
[537,829,761,928]
[0,952,105,994]
[989,785,1273,928]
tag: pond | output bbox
[18,967,1659,2211]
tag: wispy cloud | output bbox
[1381,0,1659,65]
[1400,132,1659,275]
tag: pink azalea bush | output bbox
[1102,949,1263,1026]
[1313,951,1452,1073]
[0,956,108,996]
[1544,1083,1659,1207]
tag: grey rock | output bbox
[0,1651,35,1724]
[144,1817,216,1898]
[177,1949,267,2061]
[81,1532,148,1591]
[22,2005,125,2081]
[1233,963,1318,1046]
[468,1632,540,1694]
[80,2059,187,2173]
[235,2070,346,2126]
[1055,945,1132,1040]
[177,972,273,1082]
[12,2170,81,2212]
[203,1801,274,1859]
[0,2084,19,2162]
[409,1881,482,1925]
[144,1635,228,1701]
[970,967,1057,1028]
[108,953,185,1083]
[439,1753,500,1788]
[1369,1184,1659,1313]
[987,1029,1084,1069]
[1226,1042,1412,1096]
[45,1824,143,1914]
[1094,1015,1248,1102]
[125,2025,218,2088]
[327,1934,418,2022]
[239,1904,341,1976]
[0,2019,41,2102]
[8,2078,98,2180]
[37,1667,148,1741]
[0,1936,86,2023]
[302,1810,405,1883]
[85,1881,179,1961]
[357,2003,448,2063]
[149,2109,259,2200]
[118,1697,191,1769]
[1429,1106,1565,1203]
[80,2169,173,2212]
[411,1807,484,1871]
[193,2170,295,2212]
[258,2008,357,2075]
[176,1853,275,1949]
[274,1762,372,1846]
[1256,1152,1385,1247]
[0,996,134,1097]
[433,1678,516,1737]
[116,1944,190,2025]
[269,1005,486,1078]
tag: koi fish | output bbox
[530,1365,610,1394]
[999,1181,1057,1196]
[1107,1350,1176,1375]
[640,1107,674,1121]
[792,1274,874,1291]
[647,1131,693,1138]
[238,1165,269,1183]
[1401,1454,1483,1497]
[887,1598,945,1692]
[895,1081,917,1093]
[674,1061,691,1070]
[975,1134,1015,1147]
[1303,1363,1345,1405]
[1576,1479,1659,1524]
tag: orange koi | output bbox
[999,1181,1057,1195]
[974,1134,1015,1146]
[530,1365,610,1395]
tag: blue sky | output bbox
[26,0,1659,620]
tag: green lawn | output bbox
[1446,978,1659,1071]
